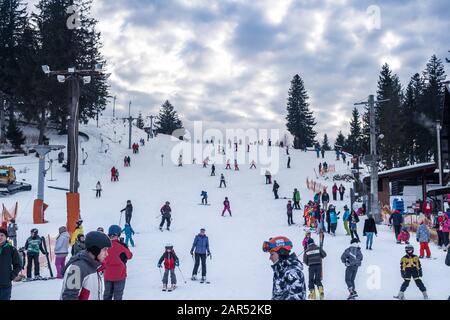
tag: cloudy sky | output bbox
[82,0,449,141]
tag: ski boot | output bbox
[200,276,206,283]
[191,275,197,281]
[318,286,325,300]
[166,227,170,231]
[393,291,405,300]
[167,284,173,292]
[34,275,43,281]
[162,284,167,291]
[422,291,429,300]
[308,289,316,300]
[159,227,163,231]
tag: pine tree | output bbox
[155,100,183,135]
[322,134,331,151]
[6,117,25,149]
[285,74,316,149]
[345,107,363,156]
[334,131,346,150]
[136,112,144,129]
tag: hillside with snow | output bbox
[3,118,449,300]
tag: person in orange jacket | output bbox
[101,225,133,300]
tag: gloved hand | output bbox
[190,250,193,256]
[416,238,419,242]
[175,261,179,267]
[157,263,162,268]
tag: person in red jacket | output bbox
[332,183,338,201]
[111,166,116,182]
[222,197,232,217]
[101,225,133,300]
[422,201,432,218]
[157,244,179,291]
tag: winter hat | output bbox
[108,225,122,237]
[85,231,112,258]
[59,226,67,234]
[307,238,315,246]
[165,243,173,250]
[0,228,7,237]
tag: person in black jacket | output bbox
[0,229,21,300]
[389,210,403,241]
[273,181,280,199]
[120,200,133,225]
[303,238,327,300]
[363,214,378,250]
[321,190,330,210]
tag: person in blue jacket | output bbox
[121,223,135,247]
[190,228,211,282]
[200,191,208,205]
[342,205,351,236]
[329,207,340,236]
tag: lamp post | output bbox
[41,64,104,233]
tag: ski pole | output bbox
[177,266,187,284]
[119,212,123,225]
[158,266,163,281]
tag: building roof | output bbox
[363,162,437,182]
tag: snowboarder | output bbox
[303,238,327,300]
[287,156,291,169]
[122,223,135,247]
[70,219,84,246]
[332,183,338,201]
[120,200,133,225]
[293,188,301,210]
[341,238,363,299]
[389,210,404,242]
[24,229,47,280]
[265,170,272,184]
[0,228,21,300]
[222,197,232,217]
[321,190,330,210]
[95,181,102,198]
[200,191,208,205]
[363,214,377,250]
[159,201,172,231]
[250,160,256,169]
[262,236,306,300]
[219,174,226,188]
[211,164,216,176]
[349,210,360,242]
[190,228,211,283]
[338,184,345,201]
[7,219,17,248]
[61,231,111,300]
[397,226,410,244]
[54,226,70,279]
[158,244,179,291]
[101,225,133,300]
[287,200,294,226]
[71,234,86,256]
[394,245,428,300]
[273,180,280,199]
[416,220,431,258]
[343,205,351,236]
[111,166,116,181]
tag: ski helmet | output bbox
[405,245,414,254]
[85,231,112,258]
[30,228,38,235]
[108,225,122,237]
[262,236,293,255]
[165,243,173,250]
[76,219,83,226]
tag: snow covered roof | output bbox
[377,162,437,178]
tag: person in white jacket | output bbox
[54,226,70,279]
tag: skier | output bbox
[293,188,301,210]
[342,152,346,163]
[302,231,312,250]
[338,184,346,201]
[0,228,21,300]
[268,139,272,147]
[262,236,306,300]
[332,183,338,201]
[318,162,322,174]
[325,205,332,234]
[273,180,280,200]
[329,206,340,236]
[442,211,450,251]
[362,214,377,250]
[265,170,272,184]
[316,209,326,248]
[313,191,321,204]
[95,181,102,198]
[389,210,404,242]
[159,201,172,231]
[303,238,327,300]
[122,223,135,247]
[286,145,289,155]
[7,219,17,248]
[203,158,209,168]
[287,156,291,169]
[158,244,179,291]
[342,205,351,236]
[200,191,208,205]
[321,189,330,210]
[124,156,128,167]
[115,168,120,181]
[219,174,226,188]
[102,225,133,300]
[394,245,428,300]
[250,160,256,169]
[234,159,239,171]
[225,159,231,170]
[61,231,111,300]
[24,229,47,280]
[341,238,363,299]
[321,147,325,159]
[287,200,294,226]
[211,164,216,176]
[71,234,86,256]
[119,200,133,225]
[349,210,360,242]
[54,226,70,279]
[416,220,431,258]
[111,166,116,181]
[178,154,183,167]
[190,228,211,283]
[70,219,84,246]
[127,156,131,167]
[222,197,232,217]
[397,226,410,244]
[315,144,320,158]
[322,162,328,173]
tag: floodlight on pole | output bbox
[42,65,50,75]
[68,67,75,73]
[57,75,66,83]
[95,63,103,72]
[83,76,91,84]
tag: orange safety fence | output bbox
[305,178,327,194]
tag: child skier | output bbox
[24,229,47,280]
[397,226,410,244]
[250,160,256,169]
[225,159,231,170]
[303,238,327,300]
[234,159,239,171]
[71,234,86,256]
[341,238,363,299]
[219,174,226,188]
[222,197,232,217]
[201,191,208,205]
[394,245,428,300]
[416,220,431,258]
[302,231,312,250]
[95,181,102,198]
[7,218,18,248]
[70,219,84,246]
[122,223,135,247]
[158,244,179,291]
[287,200,294,226]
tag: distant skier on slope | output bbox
[159,201,172,231]
[158,244,179,291]
[120,200,133,225]
[222,197,232,217]
[200,191,208,205]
